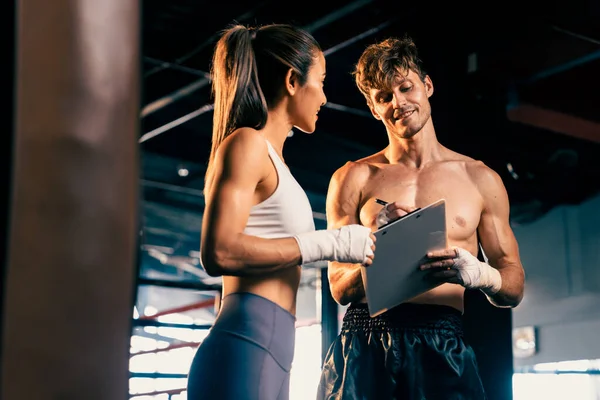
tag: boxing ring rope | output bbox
[138,298,217,320]
[131,297,320,337]
[131,341,200,357]
[134,301,321,329]
[129,299,217,399]
[130,387,186,399]
[137,276,221,292]
[132,259,324,400]
[129,321,322,399]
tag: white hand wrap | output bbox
[294,225,374,265]
[453,247,502,294]
[376,205,392,228]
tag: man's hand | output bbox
[420,247,502,294]
[376,202,417,228]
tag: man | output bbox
[316,36,525,400]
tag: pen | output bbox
[374,198,388,206]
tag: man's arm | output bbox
[326,162,370,305]
[475,163,525,307]
[419,163,524,307]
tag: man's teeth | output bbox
[394,110,413,119]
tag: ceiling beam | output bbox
[139,19,388,142]
[144,3,270,78]
[521,49,600,85]
[303,0,374,33]
[507,103,600,144]
[139,104,214,143]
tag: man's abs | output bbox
[357,284,466,313]
[406,284,465,312]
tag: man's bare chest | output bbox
[358,168,483,240]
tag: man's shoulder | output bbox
[443,146,477,164]
[355,150,387,164]
[441,148,495,177]
[440,147,504,189]
[331,161,369,188]
[461,159,506,195]
[332,152,383,183]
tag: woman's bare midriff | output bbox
[221,266,302,315]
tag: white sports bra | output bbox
[243,139,316,239]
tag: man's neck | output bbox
[385,124,443,168]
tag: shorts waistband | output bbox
[341,303,464,336]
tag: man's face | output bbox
[368,69,434,139]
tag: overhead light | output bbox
[513,326,537,358]
[178,167,189,177]
[506,162,519,180]
[467,52,478,73]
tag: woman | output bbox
[186,24,376,400]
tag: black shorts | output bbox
[317,303,487,400]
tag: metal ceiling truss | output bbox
[139,0,379,141]
[508,25,600,144]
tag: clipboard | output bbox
[361,198,448,317]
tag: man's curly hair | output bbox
[353,35,427,107]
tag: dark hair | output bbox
[205,23,321,187]
[353,35,426,107]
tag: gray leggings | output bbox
[187,292,296,400]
